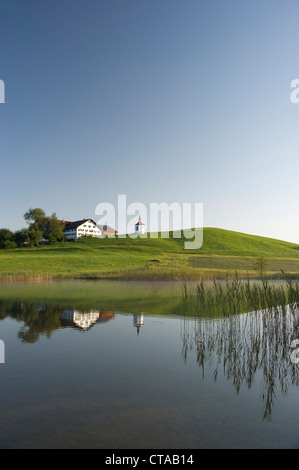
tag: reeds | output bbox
[180,274,299,421]
[189,274,299,317]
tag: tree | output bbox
[3,240,17,250]
[253,256,269,277]
[44,213,65,244]
[23,227,43,248]
[12,229,28,247]
[24,208,47,247]
[0,228,13,248]
[24,208,47,232]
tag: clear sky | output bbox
[0,0,299,242]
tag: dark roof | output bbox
[63,219,98,230]
[62,219,118,233]
[135,215,145,226]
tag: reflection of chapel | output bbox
[133,314,144,335]
[135,216,145,235]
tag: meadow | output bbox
[0,227,299,281]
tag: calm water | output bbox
[0,279,299,449]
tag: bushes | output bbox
[0,228,27,249]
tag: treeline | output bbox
[0,208,65,249]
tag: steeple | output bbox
[135,214,145,235]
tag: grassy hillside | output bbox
[198,228,299,257]
[0,227,299,281]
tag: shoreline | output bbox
[0,270,298,283]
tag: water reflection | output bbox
[61,309,115,330]
[1,298,299,422]
[180,306,299,420]
[0,301,116,342]
[0,301,145,337]
[133,314,144,335]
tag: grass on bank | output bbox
[0,227,299,281]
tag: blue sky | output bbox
[0,0,299,242]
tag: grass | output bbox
[179,274,299,318]
[0,227,299,281]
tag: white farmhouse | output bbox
[63,219,103,240]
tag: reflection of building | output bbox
[61,309,114,330]
[133,314,144,335]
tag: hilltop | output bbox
[192,227,299,257]
[0,227,298,281]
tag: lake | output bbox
[0,279,299,449]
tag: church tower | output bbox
[135,215,145,235]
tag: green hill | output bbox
[193,227,299,257]
[0,227,299,281]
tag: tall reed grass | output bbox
[180,274,299,420]
[182,274,299,317]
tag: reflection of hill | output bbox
[0,280,186,318]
